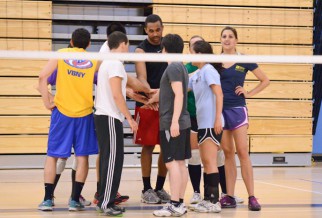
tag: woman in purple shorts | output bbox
[218,26,270,211]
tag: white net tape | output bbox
[0,50,321,64]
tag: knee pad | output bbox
[56,158,67,174]
[217,149,225,167]
[188,149,201,165]
[72,158,78,171]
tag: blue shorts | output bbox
[223,107,248,130]
[47,108,99,158]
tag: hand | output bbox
[126,88,148,104]
[214,119,223,135]
[170,121,180,138]
[148,88,159,95]
[44,100,55,111]
[128,119,138,134]
[141,102,159,111]
[146,93,159,105]
[235,86,250,98]
[146,90,159,105]
[42,93,55,110]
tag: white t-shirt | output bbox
[95,60,127,122]
[189,64,224,129]
[99,41,110,53]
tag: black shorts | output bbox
[190,116,198,133]
[160,128,191,163]
[197,128,222,146]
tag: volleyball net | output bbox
[0,0,320,161]
[1,50,322,64]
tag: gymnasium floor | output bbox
[1,163,322,218]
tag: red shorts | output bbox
[134,107,160,146]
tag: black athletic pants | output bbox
[94,115,124,209]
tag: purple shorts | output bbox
[223,107,248,130]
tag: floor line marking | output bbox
[298,179,322,184]
[256,180,322,195]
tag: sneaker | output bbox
[114,197,123,205]
[96,205,125,213]
[93,192,125,205]
[221,193,244,204]
[38,199,53,211]
[180,203,187,214]
[93,192,99,204]
[69,200,85,211]
[79,195,91,206]
[51,196,55,207]
[153,203,185,217]
[219,195,237,208]
[101,205,123,216]
[194,200,221,213]
[188,203,198,211]
[248,196,261,211]
[189,192,202,204]
[115,192,129,204]
[234,195,244,204]
[96,205,103,213]
[155,189,171,203]
[114,204,126,212]
[141,189,161,204]
[68,196,91,207]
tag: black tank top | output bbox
[136,39,168,106]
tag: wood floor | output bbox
[1,163,322,218]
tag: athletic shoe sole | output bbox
[68,207,85,212]
[38,206,53,211]
[141,199,161,204]
[248,206,261,211]
[221,205,237,208]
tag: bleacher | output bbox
[151,0,313,165]
[0,0,150,167]
[0,0,314,167]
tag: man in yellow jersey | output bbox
[37,28,99,212]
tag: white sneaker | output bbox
[188,203,198,211]
[180,203,187,214]
[79,195,91,206]
[189,192,202,204]
[234,195,244,204]
[153,203,185,217]
[194,200,221,213]
[221,193,244,204]
[210,202,221,213]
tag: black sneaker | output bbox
[102,205,123,216]
[116,192,129,203]
[113,205,126,212]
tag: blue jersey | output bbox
[220,63,258,109]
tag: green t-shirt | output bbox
[185,62,198,117]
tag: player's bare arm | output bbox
[38,59,58,110]
[135,48,151,89]
[170,81,183,137]
[110,76,138,133]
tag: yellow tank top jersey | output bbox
[54,47,97,117]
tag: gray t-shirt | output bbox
[159,62,191,130]
[188,63,225,129]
